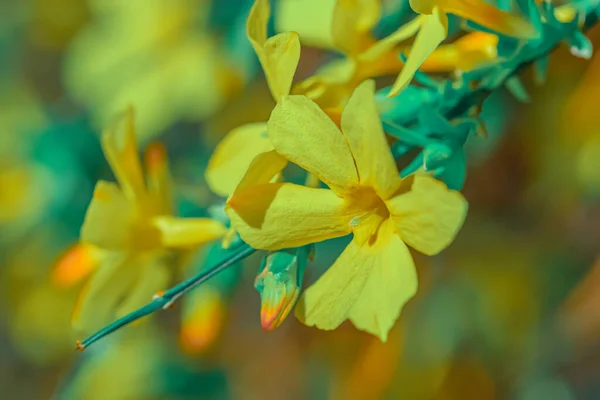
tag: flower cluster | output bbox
[66,0,600,349]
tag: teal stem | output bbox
[76,244,257,351]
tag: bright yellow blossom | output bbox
[57,107,226,334]
[286,0,419,109]
[389,0,539,96]
[226,81,468,341]
[205,0,300,198]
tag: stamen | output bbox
[349,210,377,227]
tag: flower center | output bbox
[346,186,390,235]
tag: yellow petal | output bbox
[52,243,102,287]
[72,253,138,335]
[296,222,417,341]
[388,9,448,97]
[226,183,352,250]
[115,258,170,318]
[247,0,300,100]
[144,141,173,214]
[152,216,226,249]
[268,95,359,192]
[295,239,373,330]
[247,0,269,47]
[81,181,135,250]
[341,80,401,199]
[275,0,337,49]
[348,229,417,342]
[292,59,357,109]
[235,149,288,194]
[205,122,274,197]
[260,32,302,100]
[331,0,381,55]
[444,0,538,39]
[179,285,225,354]
[385,174,467,255]
[422,31,498,72]
[101,106,146,201]
[359,15,424,63]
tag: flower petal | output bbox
[422,31,498,72]
[226,183,352,250]
[144,142,173,214]
[52,243,103,287]
[385,174,468,255]
[246,0,269,47]
[81,181,135,250]
[116,257,170,318]
[295,239,373,331]
[275,0,337,49]
[388,9,448,97]
[292,59,357,109]
[331,0,381,55]
[247,0,300,100]
[444,0,538,39]
[359,15,424,62]
[205,122,274,197]
[72,253,138,335]
[348,229,417,342]
[295,222,417,341]
[341,80,401,199]
[101,106,146,201]
[152,216,226,249]
[268,95,359,192]
[180,285,225,354]
[235,149,288,194]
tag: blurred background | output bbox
[0,0,599,399]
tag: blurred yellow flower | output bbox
[226,81,468,341]
[62,328,165,400]
[57,107,226,335]
[0,82,54,244]
[283,0,419,108]
[179,284,225,354]
[389,0,538,96]
[278,0,501,107]
[64,0,245,141]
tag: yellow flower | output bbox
[389,0,538,96]
[225,81,468,341]
[179,284,225,354]
[288,0,418,109]
[62,107,226,334]
[64,0,244,141]
[421,31,499,73]
[280,0,504,107]
[0,81,53,244]
[205,0,300,198]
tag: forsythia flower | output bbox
[179,285,225,354]
[389,0,539,96]
[280,0,501,107]
[226,80,468,341]
[56,107,226,334]
[205,0,300,198]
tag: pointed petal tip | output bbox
[259,288,290,331]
